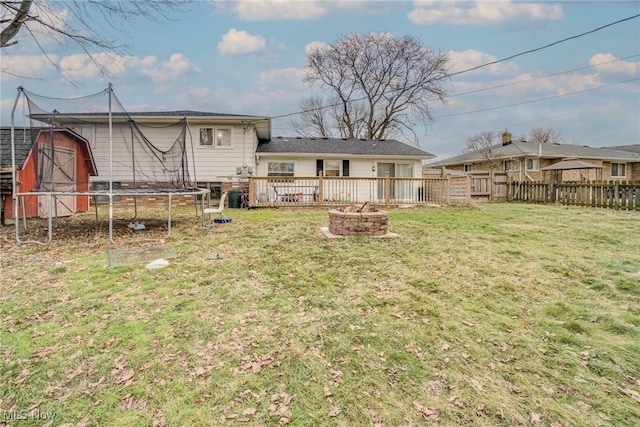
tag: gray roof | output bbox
[33,110,272,142]
[429,140,640,167]
[607,144,640,154]
[0,127,39,168]
[257,136,434,158]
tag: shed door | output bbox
[38,144,76,217]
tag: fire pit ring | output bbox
[328,209,389,237]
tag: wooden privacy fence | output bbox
[510,180,640,210]
[248,175,471,207]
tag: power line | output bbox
[271,13,640,121]
[449,53,640,98]
[447,14,640,77]
[433,77,639,119]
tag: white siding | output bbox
[83,122,258,183]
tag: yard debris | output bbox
[146,258,169,269]
[128,219,146,230]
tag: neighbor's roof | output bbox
[256,136,435,158]
[428,140,640,167]
[607,144,640,154]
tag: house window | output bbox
[316,159,350,176]
[611,163,626,178]
[199,127,232,147]
[268,161,294,177]
[325,160,340,177]
[504,159,520,171]
[526,158,540,171]
[464,164,473,172]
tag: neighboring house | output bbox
[255,136,434,178]
[0,127,97,222]
[427,138,640,182]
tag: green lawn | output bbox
[1,203,639,426]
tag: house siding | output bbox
[83,122,257,184]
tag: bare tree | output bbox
[463,131,498,153]
[1,0,191,74]
[463,130,502,170]
[528,127,564,144]
[291,32,450,144]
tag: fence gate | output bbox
[469,171,508,201]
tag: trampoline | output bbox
[6,84,208,244]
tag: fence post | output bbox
[384,172,391,204]
[317,173,323,205]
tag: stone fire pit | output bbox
[327,203,389,237]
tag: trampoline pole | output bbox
[167,193,172,238]
[108,83,114,244]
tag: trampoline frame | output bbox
[8,84,207,245]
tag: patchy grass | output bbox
[1,203,639,426]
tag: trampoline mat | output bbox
[108,244,178,268]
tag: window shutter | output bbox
[316,159,324,176]
[342,160,350,177]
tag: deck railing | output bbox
[248,175,458,207]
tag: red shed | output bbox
[1,127,97,222]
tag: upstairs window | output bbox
[199,127,232,147]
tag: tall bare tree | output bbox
[1,0,191,74]
[291,32,449,144]
[528,127,564,144]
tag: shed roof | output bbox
[257,136,434,158]
[0,127,97,175]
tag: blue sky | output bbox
[1,0,639,159]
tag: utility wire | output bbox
[271,13,640,120]
[447,14,640,77]
[433,77,639,119]
[449,53,640,98]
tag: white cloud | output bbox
[142,53,201,85]
[1,54,59,79]
[589,53,639,75]
[448,50,519,75]
[233,0,328,21]
[218,29,267,56]
[304,41,330,56]
[409,0,563,26]
[59,52,157,80]
[258,67,305,86]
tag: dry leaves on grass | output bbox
[413,401,440,424]
[269,392,295,424]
